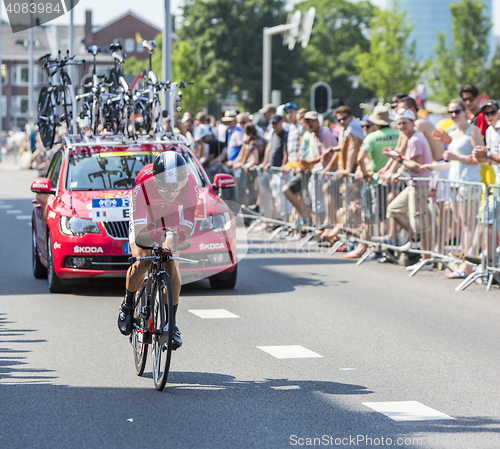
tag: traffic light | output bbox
[310,82,331,115]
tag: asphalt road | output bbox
[0,161,499,449]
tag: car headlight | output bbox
[60,216,100,236]
[198,212,231,233]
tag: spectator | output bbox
[384,109,433,270]
[473,100,500,183]
[261,114,288,169]
[232,123,267,171]
[361,115,375,137]
[322,106,364,178]
[396,96,445,162]
[222,110,244,162]
[253,104,276,134]
[284,102,301,164]
[282,111,337,222]
[435,99,483,279]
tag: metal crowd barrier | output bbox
[232,166,497,291]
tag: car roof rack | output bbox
[62,132,194,151]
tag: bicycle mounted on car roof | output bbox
[37,40,193,148]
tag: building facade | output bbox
[390,0,493,61]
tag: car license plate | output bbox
[123,241,131,255]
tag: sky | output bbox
[1,0,499,35]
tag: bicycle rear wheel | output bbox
[60,86,74,134]
[152,273,173,391]
[37,87,55,149]
[131,284,148,376]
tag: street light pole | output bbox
[162,0,172,109]
[29,6,34,141]
[261,23,300,107]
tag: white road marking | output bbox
[16,215,32,220]
[6,210,23,214]
[0,205,13,209]
[257,345,323,359]
[362,401,454,421]
[270,385,300,390]
[189,309,239,319]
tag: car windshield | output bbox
[66,150,205,191]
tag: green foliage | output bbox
[122,36,210,113]
[178,0,296,112]
[429,0,491,104]
[484,46,500,100]
[355,6,429,102]
[293,0,375,113]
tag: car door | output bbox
[35,150,64,260]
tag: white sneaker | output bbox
[405,261,433,271]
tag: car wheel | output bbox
[209,264,237,290]
[32,222,47,279]
[47,234,66,293]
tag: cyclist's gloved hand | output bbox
[176,228,186,245]
[150,228,165,244]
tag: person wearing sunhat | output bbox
[222,110,244,161]
[253,103,276,133]
[355,105,399,181]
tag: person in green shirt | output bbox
[355,106,399,179]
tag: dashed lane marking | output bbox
[6,210,23,214]
[16,215,32,220]
[362,401,454,421]
[0,205,13,209]
[189,309,239,319]
[257,345,323,359]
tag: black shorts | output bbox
[285,173,302,194]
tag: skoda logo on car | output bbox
[74,246,104,254]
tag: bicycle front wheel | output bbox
[152,273,174,391]
[37,87,55,149]
[131,284,148,376]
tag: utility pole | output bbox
[162,0,172,109]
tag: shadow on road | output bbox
[0,367,498,448]
[0,313,56,384]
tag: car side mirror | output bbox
[31,178,53,194]
[213,173,236,190]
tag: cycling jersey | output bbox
[129,163,199,247]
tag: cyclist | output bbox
[117,151,198,349]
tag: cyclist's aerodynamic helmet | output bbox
[153,152,189,196]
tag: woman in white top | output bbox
[433,99,484,279]
[473,100,500,183]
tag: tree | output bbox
[123,37,210,113]
[293,0,375,114]
[355,6,429,102]
[429,0,491,104]
[178,0,297,112]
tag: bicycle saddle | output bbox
[38,53,51,62]
[142,40,156,52]
[110,42,123,52]
[88,45,101,56]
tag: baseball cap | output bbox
[362,114,372,123]
[284,102,298,112]
[304,111,319,121]
[481,100,499,112]
[270,114,283,123]
[276,104,286,117]
[395,108,416,121]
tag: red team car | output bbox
[31,137,238,293]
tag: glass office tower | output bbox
[389,0,493,60]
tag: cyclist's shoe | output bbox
[117,301,133,336]
[172,325,182,350]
